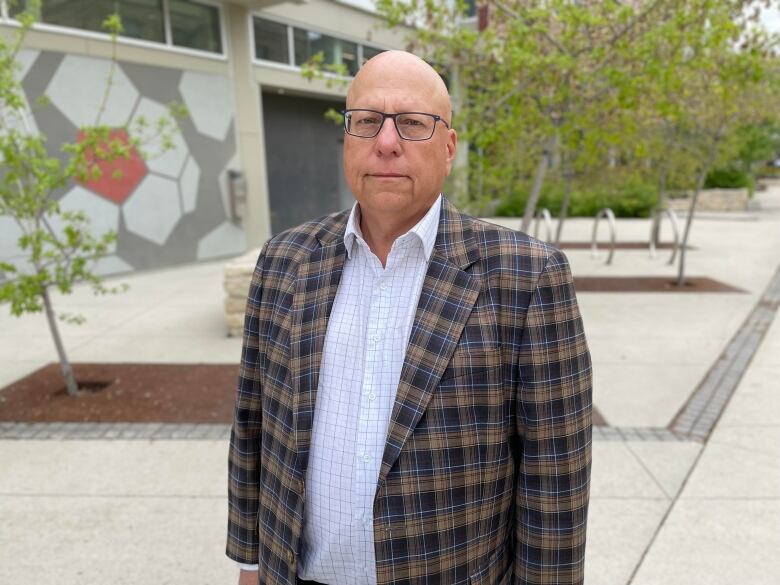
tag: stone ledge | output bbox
[667,188,749,212]
[223,248,260,337]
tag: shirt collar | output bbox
[343,194,441,262]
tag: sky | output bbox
[760,6,780,34]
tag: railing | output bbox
[533,208,554,242]
[591,207,616,265]
[649,207,681,265]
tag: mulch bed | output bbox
[573,276,745,293]
[0,363,239,423]
[0,361,609,426]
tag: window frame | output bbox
[0,0,228,60]
[251,12,389,79]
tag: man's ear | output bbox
[444,128,458,175]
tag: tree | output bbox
[376,0,687,233]
[628,0,780,284]
[0,8,184,395]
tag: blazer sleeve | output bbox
[226,243,269,565]
[514,248,593,585]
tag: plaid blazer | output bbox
[227,197,592,585]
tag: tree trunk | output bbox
[449,61,469,208]
[652,167,668,248]
[555,166,573,245]
[521,134,558,233]
[41,285,79,396]
[676,166,708,287]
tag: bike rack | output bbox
[649,207,681,265]
[533,208,554,242]
[591,208,616,265]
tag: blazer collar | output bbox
[314,196,480,270]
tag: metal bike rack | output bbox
[649,207,681,265]
[591,207,616,265]
[533,208,554,242]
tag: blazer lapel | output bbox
[377,199,482,487]
[289,216,348,476]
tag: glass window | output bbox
[361,45,384,65]
[170,0,222,53]
[12,0,166,43]
[253,17,289,64]
[293,28,358,76]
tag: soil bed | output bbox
[0,363,239,423]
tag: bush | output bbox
[495,179,657,218]
[704,167,751,189]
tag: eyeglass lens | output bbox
[346,110,436,140]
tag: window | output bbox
[253,17,289,64]
[4,0,223,54]
[170,0,221,54]
[252,15,388,77]
[10,0,165,42]
[293,28,357,76]
[362,45,384,65]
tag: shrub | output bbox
[704,167,751,189]
[495,178,657,218]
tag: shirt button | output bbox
[368,392,376,400]
[363,454,371,463]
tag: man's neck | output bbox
[358,207,426,268]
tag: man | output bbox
[227,51,592,585]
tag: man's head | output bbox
[343,51,457,228]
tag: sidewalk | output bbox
[1,188,779,584]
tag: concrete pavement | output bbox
[1,187,779,584]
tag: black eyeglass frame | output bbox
[341,109,450,141]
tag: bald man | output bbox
[227,51,592,585]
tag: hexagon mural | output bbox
[179,71,234,141]
[46,54,139,128]
[6,49,41,136]
[76,129,148,204]
[130,97,188,178]
[0,49,244,276]
[123,174,182,245]
[180,156,201,214]
[46,185,121,253]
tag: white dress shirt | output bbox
[236,196,441,583]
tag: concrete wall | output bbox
[0,0,409,276]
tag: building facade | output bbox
[0,0,406,274]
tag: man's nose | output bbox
[374,116,402,155]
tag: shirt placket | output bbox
[351,247,390,581]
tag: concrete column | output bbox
[226,3,271,247]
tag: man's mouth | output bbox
[367,173,408,179]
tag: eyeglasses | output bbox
[341,109,450,141]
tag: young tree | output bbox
[377,0,684,230]
[630,0,780,285]
[0,9,184,395]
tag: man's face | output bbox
[343,61,457,223]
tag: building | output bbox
[0,0,407,274]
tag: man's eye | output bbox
[356,117,379,125]
[400,118,423,126]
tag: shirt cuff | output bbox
[235,562,259,571]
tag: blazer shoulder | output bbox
[467,215,565,269]
[263,209,350,261]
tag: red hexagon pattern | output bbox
[76,129,147,204]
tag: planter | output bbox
[223,248,261,337]
[666,188,749,212]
